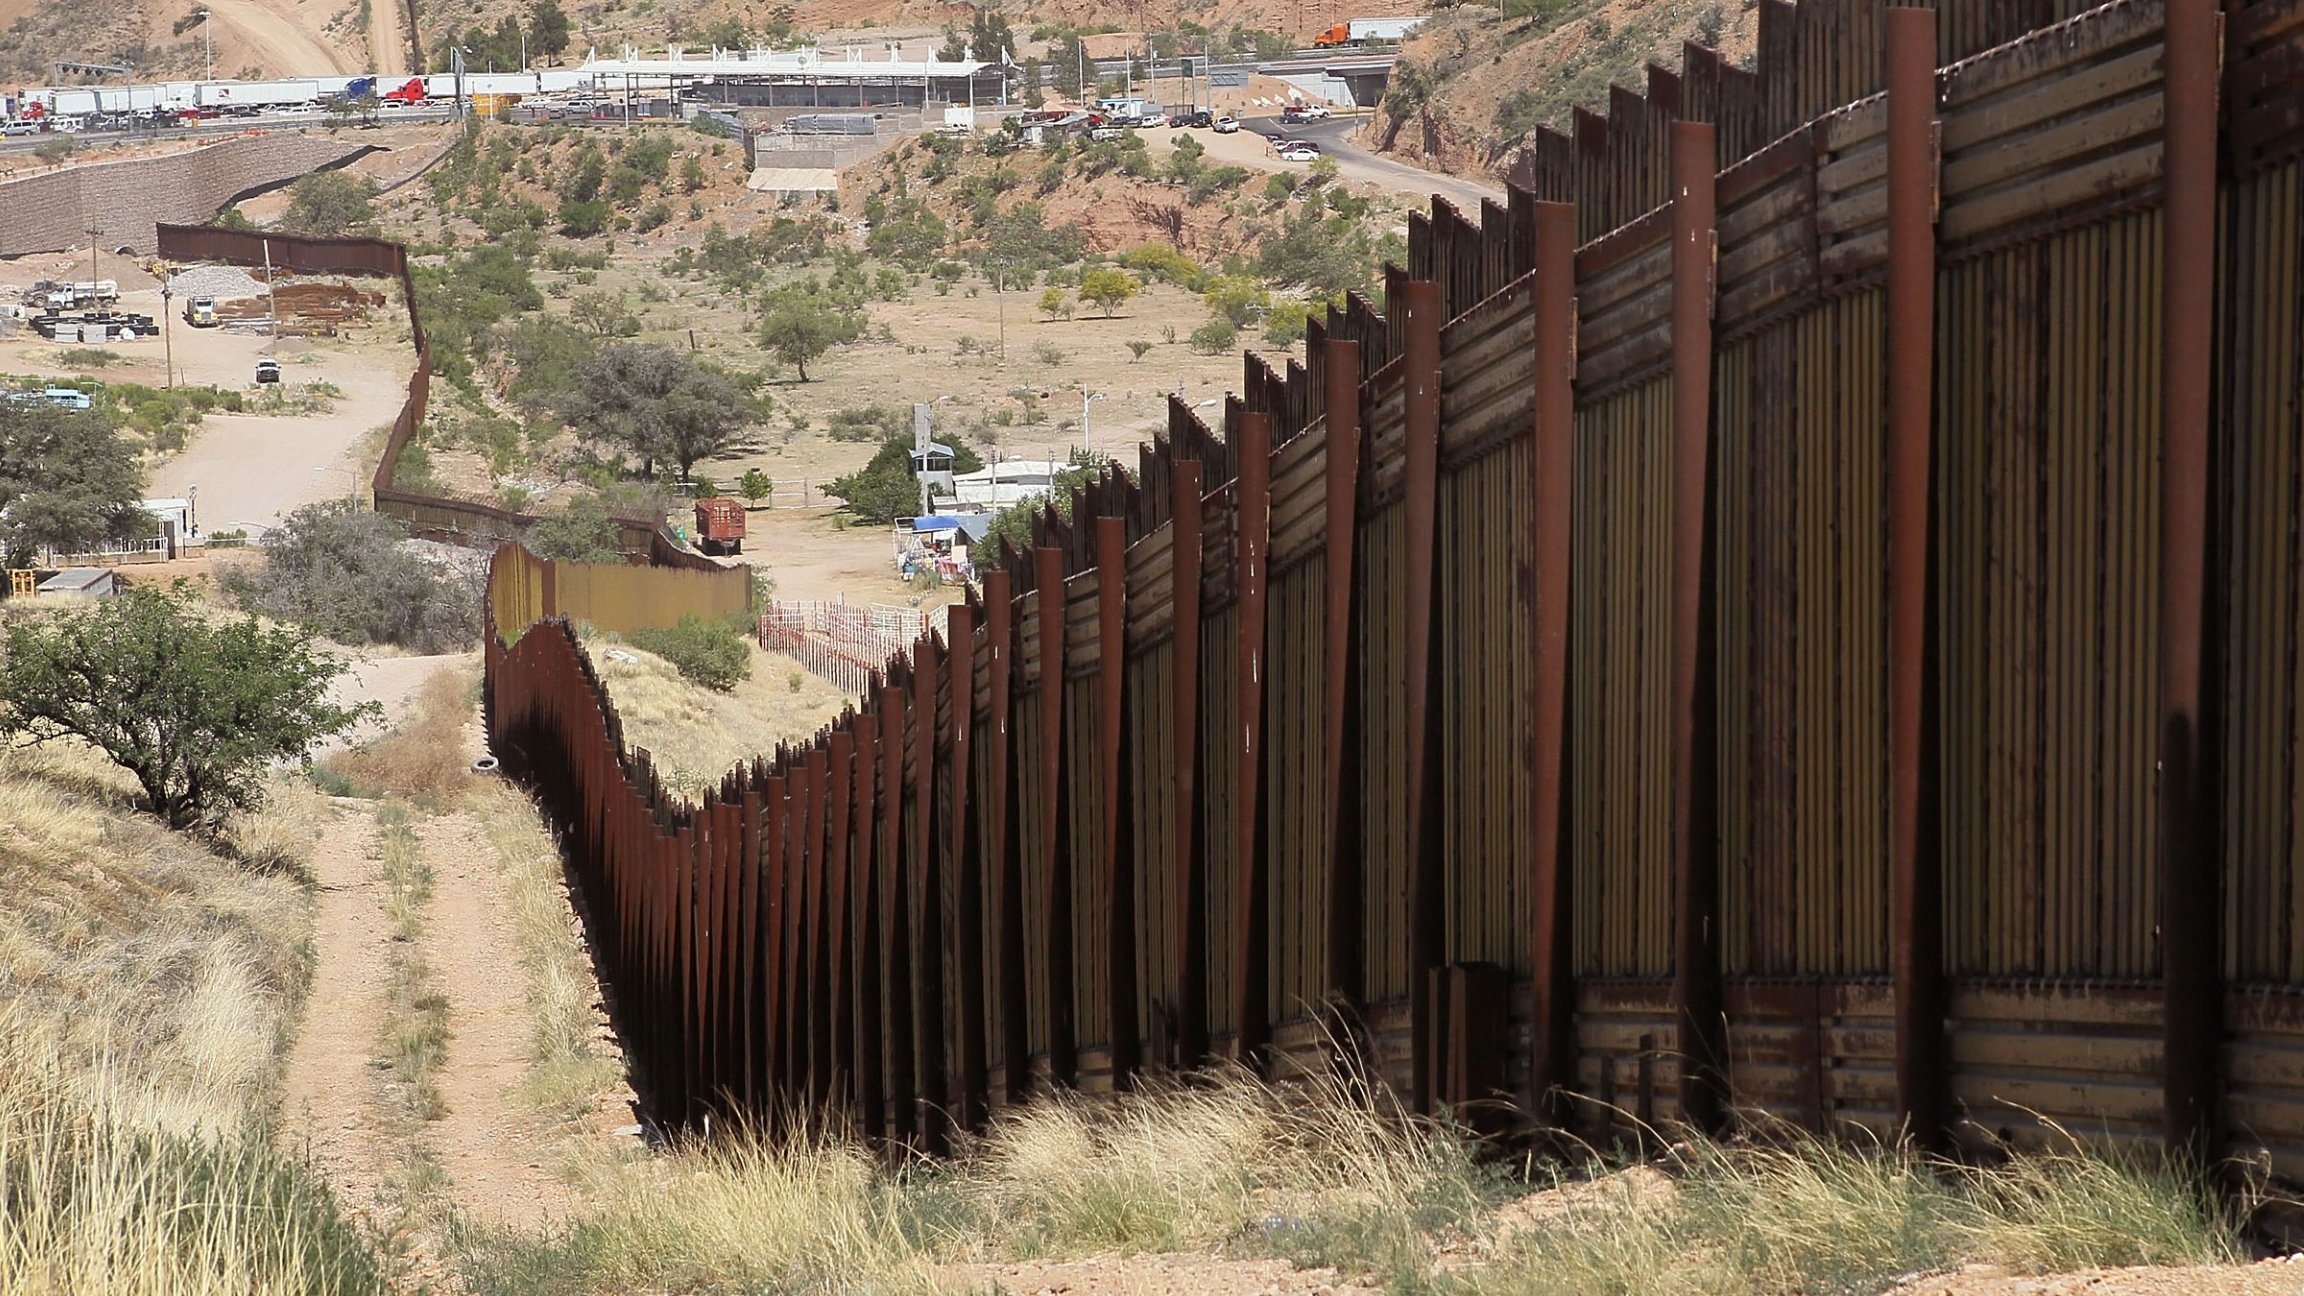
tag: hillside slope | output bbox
[1366,0,1758,185]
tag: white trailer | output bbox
[198,79,323,109]
[1348,16,1425,39]
[47,88,102,117]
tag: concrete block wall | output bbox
[0,133,372,258]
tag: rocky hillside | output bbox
[1365,0,1758,185]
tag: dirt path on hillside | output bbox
[286,661,581,1244]
[281,807,397,1218]
[417,810,574,1228]
[370,0,409,77]
[198,0,352,76]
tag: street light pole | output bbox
[1081,389,1104,459]
[197,10,212,82]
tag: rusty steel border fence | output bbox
[150,223,720,571]
[481,0,2304,1174]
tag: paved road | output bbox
[1246,113,1505,213]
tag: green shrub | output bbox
[628,615,751,692]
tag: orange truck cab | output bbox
[1311,22,1355,46]
[694,497,746,556]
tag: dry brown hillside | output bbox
[1366,0,1759,185]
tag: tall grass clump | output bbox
[471,781,623,1124]
[1455,1120,2244,1296]
[0,1027,386,1296]
[918,1062,1498,1275]
[452,1126,928,1296]
[321,667,480,804]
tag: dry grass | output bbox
[1448,1123,2243,1296]
[0,1011,386,1296]
[586,634,852,799]
[319,667,481,805]
[0,739,312,1136]
[467,780,626,1128]
[376,800,448,1127]
[0,739,386,1294]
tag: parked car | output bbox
[1275,140,1321,162]
[254,359,281,385]
[1213,114,1241,133]
[1,121,39,136]
[1181,109,1214,128]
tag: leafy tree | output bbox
[1189,316,1238,354]
[1118,243,1203,288]
[530,0,572,62]
[1264,298,1315,347]
[499,315,599,412]
[0,583,372,829]
[558,198,610,236]
[564,344,755,480]
[526,495,624,562]
[756,282,865,381]
[281,171,377,237]
[738,469,774,505]
[1200,274,1270,327]
[1077,267,1141,317]
[827,434,982,523]
[221,500,485,652]
[1037,286,1069,320]
[570,289,640,337]
[0,401,153,565]
[629,613,751,691]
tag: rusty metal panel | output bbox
[2219,157,2304,987]
[1440,439,1529,976]
[1570,379,1675,980]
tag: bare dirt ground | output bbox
[1894,1261,2304,1294]
[197,0,358,75]
[416,805,577,1230]
[281,806,399,1218]
[371,0,410,77]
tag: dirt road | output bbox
[370,0,409,77]
[282,808,397,1218]
[197,0,354,75]
[1248,112,1504,211]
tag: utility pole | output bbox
[83,225,100,310]
[1081,389,1104,458]
[160,262,176,388]
[261,237,276,340]
[197,10,212,81]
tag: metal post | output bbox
[2158,0,2222,1165]
[1885,5,1946,1149]
[1320,339,1365,1009]
[1231,410,1274,1066]
[1399,279,1444,1114]
[1095,516,1137,1084]
[1667,118,1725,1135]
[1170,457,1207,1066]
[1034,545,1075,1085]
[1527,199,1579,1121]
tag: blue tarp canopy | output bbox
[912,515,964,531]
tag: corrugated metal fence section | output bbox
[490,544,751,636]
[150,224,719,571]
[482,0,2304,1170]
